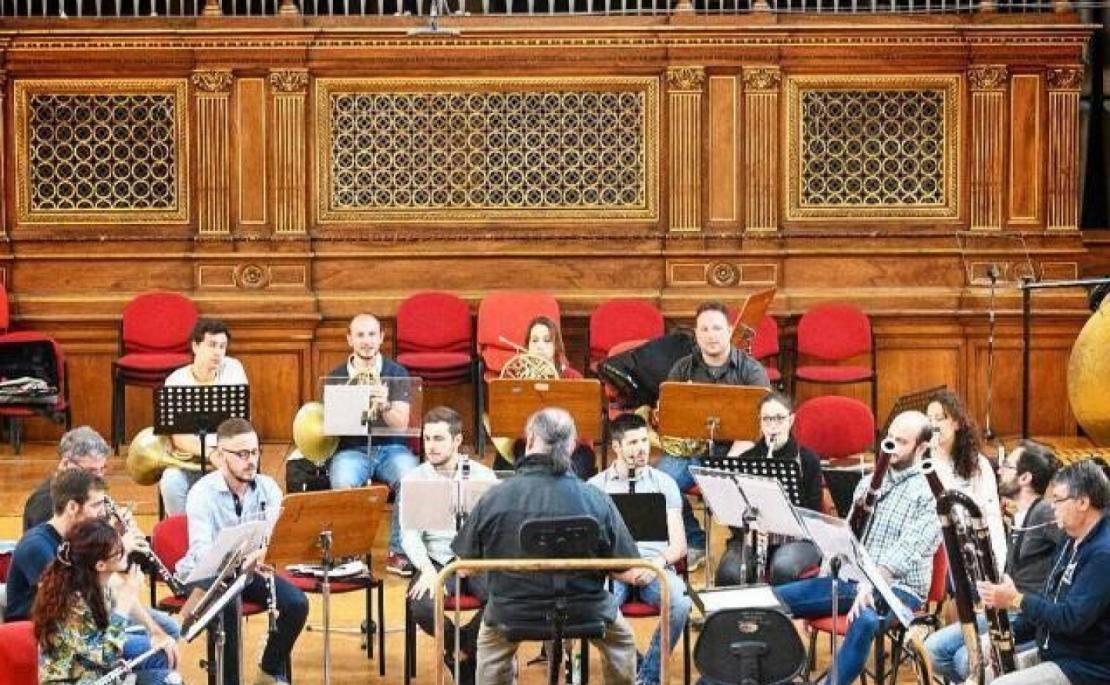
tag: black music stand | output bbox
[154,384,249,473]
[700,457,804,507]
[609,493,668,543]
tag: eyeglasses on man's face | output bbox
[221,447,261,461]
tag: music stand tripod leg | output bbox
[319,529,334,685]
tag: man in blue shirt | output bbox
[327,312,419,576]
[179,417,307,685]
[980,459,1110,685]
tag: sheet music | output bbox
[322,385,372,437]
[184,519,272,584]
[732,473,808,538]
[400,479,499,531]
[690,467,751,529]
[697,585,783,613]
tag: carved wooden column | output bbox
[967,65,1007,230]
[269,70,309,235]
[1047,67,1083,230]
[667,66,705,233]
[0,71,6,241]
[192,70,234,236]
[742,67,781,232]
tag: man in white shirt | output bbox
[160,318,249,516]
[588,412,691,685]
[401,406,497,685]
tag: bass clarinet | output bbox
[921,458,1016,683]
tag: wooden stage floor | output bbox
[0,440,935,684]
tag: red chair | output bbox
[750,315,782,385]
[476,291,561,379]
[395,291,479,446]
[0,332,72,455]
[587,299,664,374]
[793,396,876,465]
[111,292,198,453]
[0,621,37,685]
[403,591,484,684]
[805,546,947,684]
[792,303,877,415]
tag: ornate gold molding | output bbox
[967,65,1008,91]
[236,263,270,289]
[743,68,781,93]
[708,262,739,287]
[1047,67,1083,91]
[269,70,309,94]
[784,74,961,221]
[667,67,706,93]
[190,70,234,94]
[12,79,190,226]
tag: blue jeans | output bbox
[654,455,705,550]
[775,576,921,685]
[924,612,1024,682]
[121,609,182,684]
[330,443,418,554]
[611,567,692,685]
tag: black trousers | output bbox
[409,561,488,662]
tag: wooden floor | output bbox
[0,440,958,685]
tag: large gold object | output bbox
[498,352,559,381]
[292,401,340,464]
[1068,296,1110,446]
[125,427,202,486]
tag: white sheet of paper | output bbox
[698,585,783,613]
[732,473,808,539]
[400,479,500,531]
[184,519,272,584]
[690,468,750,529]
[323,385,373,437]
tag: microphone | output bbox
[628,468,636,494]
[460,452,471,480]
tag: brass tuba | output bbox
[125,427,202,486]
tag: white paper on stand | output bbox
[184,519,272,584]
[322,385,373,437]
[400,478,500,531]
[732,473,808,539]
[690,467,751,529]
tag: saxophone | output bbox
[921,458,1016,684]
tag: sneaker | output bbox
[252,670,290,685]
[386,552,415,577]
[686,547,706,572]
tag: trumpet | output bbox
[103,497,186,597]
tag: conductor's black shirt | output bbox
[452,454,640,627]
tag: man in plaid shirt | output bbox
[775,411,942,685]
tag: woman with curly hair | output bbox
[925,389,1008,571]
[32,518,179,685]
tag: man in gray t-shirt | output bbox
[588,412,692,685]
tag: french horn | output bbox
[125,427,202,486]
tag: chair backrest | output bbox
[0,621,37,684]
[750,315,780,361]
[927,545,949,606]
[121,291,198,356]
[793,396,875,461]
[396,291,472,355]
[796,302,872,362]
[0,280,9,334]
[588,299,664,366]
[476,291,560,374]
[151,514,189,575]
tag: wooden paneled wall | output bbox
[0,13,1100,447]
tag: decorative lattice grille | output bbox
[798,89,946,208]
[26,93,179,212]
[325,88,650,216]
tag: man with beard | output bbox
[401,406,498,684]
[177,418,307,685]
[925,440,1063,682]
[328,312,419,576]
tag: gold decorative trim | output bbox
[743,67,782,93]
[190,70,234,94]
[13,78,190,225]
[269,70,309,94]
[967,65,1008,91]
[314,76,659,224]
[784,74,961,221]
[667,66,706,92]
[1047,67,1083,91]
[236,263,270,289]
[708,261,739,287]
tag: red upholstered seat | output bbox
[0,621,37,685]
[588,299,664,373]
[395,351,472,370]
[750,315,782,384]
[443,593,483,612]
[618,600,659,618]
[405,591,485,684]
[112,291,198,453]
[794,396,876,462]
[791,302,877,415]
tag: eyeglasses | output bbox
[221,447,261,461]
[760,414,791,425]
[1050,495,1075,506]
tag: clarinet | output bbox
[91,638,180,685]
[266,570,279,637]
[848,438,894,540]
[104,497,186,597]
